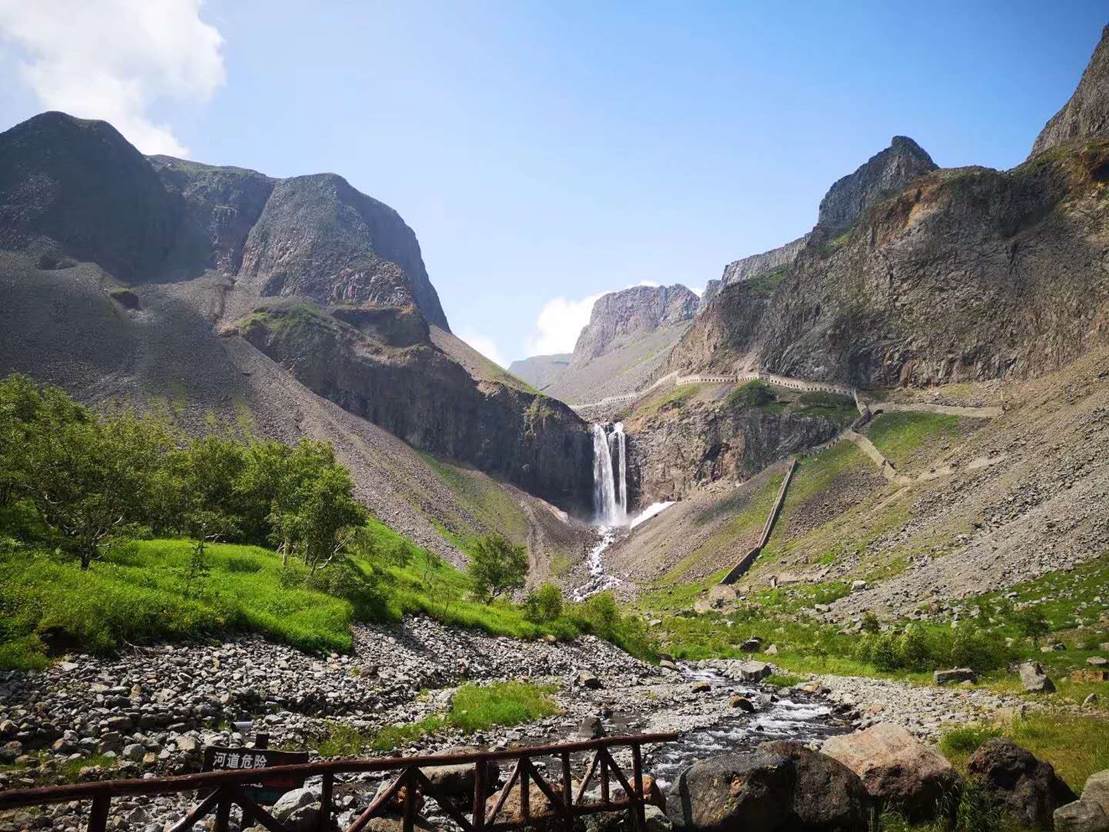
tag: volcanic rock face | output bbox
[671,132,1109,387]
[815,136,937,235]
[0,110,594,517]
[625,396,845,504]
[572,284,700,363]
[0,112,177,280]
[239,173,449,329]
[238,305,594,513]
[719,234,810,288]
[1030,25,1109,158]
[520,283,701,404]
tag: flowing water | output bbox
[644,665,847,789]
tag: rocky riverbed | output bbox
[0,615,1035,831]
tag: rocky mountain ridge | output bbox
[0,111,596,538]
[516,284,701,404]
[1030,24,1109,158]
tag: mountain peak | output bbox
[1030,25,1109,158]
[816,135,937,235]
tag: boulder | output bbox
[577,671,602,690]
[486,780,564,825]
[933,668,977,685]
[1088,657,1108,667]
[690,682,712,694]
[1019,661,1056,693]
[666,745,868,832]
[1084,771,1109,815]
[576,717,605,739]
[821,723,958,821]
[967,739,1077,829]
[735,661,772,683]
[272,787,326,832]
[419,750,500,800]
[1054,800,1109,832]
[730,695,757,712]
[740,637,763,652]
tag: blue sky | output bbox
[1,2,1105,365]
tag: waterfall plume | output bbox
[592,422,627,526]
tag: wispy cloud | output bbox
[524,281,666,357]
[0,0,225,156]
[459,329,507,369]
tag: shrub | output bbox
[523,583,564,623]
[467,535,528,601]
[948,623,1008,671]
[725,380,774,411]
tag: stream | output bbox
[644,664,847,789]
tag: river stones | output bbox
[666,743,868,832]
[967,738,1077,829]
[821,723,957,821]
[1019,661,1056,693]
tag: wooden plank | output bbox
[87,794,110,832]
[317,772,334,832]
[166,791,220,832]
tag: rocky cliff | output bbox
[524,284,700,404]
[0,110,595,521]
[1030,25,1109,158]
[670,121,1109,388]
[719,234,810,287]
[622,385,849,504]
[814,136,937,235]
[237,304,593,512]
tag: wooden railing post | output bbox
[519,761,530,822]
[318,771,334,832]
[402,768,416,832]
[213,786,232,832]
[87,794,110,832]
[631,742,646,831]
[600,753,610,804]
[472,756,487,832]
[560,749,573,825]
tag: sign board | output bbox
[202,745,309,805]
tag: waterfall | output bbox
[592,422,627,526]
[614,422,627,518]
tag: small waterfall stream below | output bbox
[644,664,847,789]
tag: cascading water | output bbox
[591,422,625,526]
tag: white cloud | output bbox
[0,0,225,156]
[524,281,669,357]
[526,292,605,356]
[459,329,507,369]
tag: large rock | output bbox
[666,744,869,832]
[821,723,958,821]
[933,668,977,685]
[486,780,564,825]
[419,749,500,801]
[735,661,773,683]
[1054,800,1109,832]
[1019,662,1057,693]
[967,739,1077,829]
[1085,771,1109,814]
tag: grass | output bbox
[764,672,805,687]
[940,713,1109,793]
[865,411,962,470]
[1,516,660,669]
[421,454,531,546]
[632,383,701,420]
[315,681,559,755]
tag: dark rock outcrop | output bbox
[967,739,1077,830]
[149,155,275,275]
[239,173,449,329]
[1031,26,1109,158]
[667,743,869,832]
[815,136,937,236]
[238,303,593,513]
[572,284,699,363]
[0,112,177,281]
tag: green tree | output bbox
[1017,609,1050,646]
[271,460,365,573]
[524,583,564,623]
[467,534,528,601]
